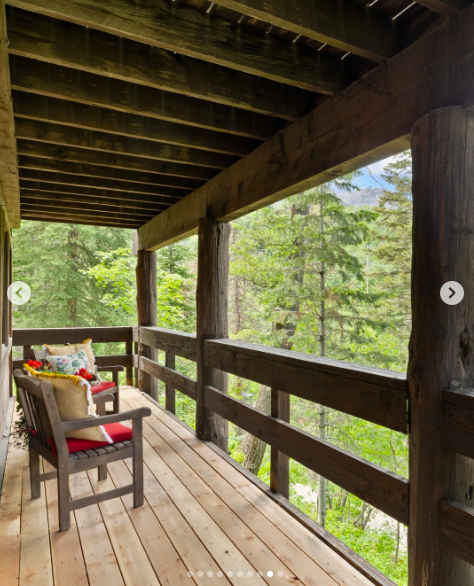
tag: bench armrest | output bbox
[60,407,151,433]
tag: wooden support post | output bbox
[23,345,33,361]
[133,341,139,387]
[409,106,474,586]
[270,388,290,498]
[125,340,133,386]
[136,249,157,400]
[165,351,176,414]
[196,217,230,452]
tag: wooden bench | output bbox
[14,369,151,531]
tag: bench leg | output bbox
[96,401,106,416]
[132,418,144,508]
[98,464,107,480]
[57,468,71,532]
[29,448,41,499]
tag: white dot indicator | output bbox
[207,571,213,577]
[227,571,233,577]
[267,571,273,577]
[277,571,284,577]
[197,571,203,577]
[237,571,243,577]
[187,571,193,577]
[247,571,253,577]
[217,571,223,577]
[257,571,264,577]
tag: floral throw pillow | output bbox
[46,350,92,376]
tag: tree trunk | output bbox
[409,106,474,586]
[240,385,272,474]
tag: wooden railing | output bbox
[12,326,135,385]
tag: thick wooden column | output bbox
[409,106,474,586]
[136,249,158,400]
[196,217,230,452]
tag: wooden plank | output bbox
[442,389,474,459]
[14,118,236,170]
[204,385,409,524]
[165,352,176,414]
[270,389,289,498]
[13,353,134,370]
[0,0,19,227]
[136,4,474,251]
[126,389,394,586]
[20,213,141,229]
[21,206,147,226]
[139,327,196,361]
[20,168,191,197]
[204,339,408,433]
[439,500,474,566]
[0,450,23,586]
[12,91,259,156]
[18,156,205,190]
[10,56,278,141]
[6,0,346,94]
[140,356,197,401]
[19,466,53,586]
[17,139,217,180]
[208,0,395,62]
[13,326,133,346]
[6,8,315,121]
[414,0,466,18]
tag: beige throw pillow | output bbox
[25,365,112,443]
[44,338,99,378]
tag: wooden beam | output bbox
[408,107,474,586]
[14,118,236,169]
[414,0,466,18]
[5,0,346,94]
[10,55,279,141]
[18,156,204,190]
[20,196,165,217]
[6,7,315,120]
[12,91,259,156]
[442,388,474,459]
[17,142,217,181]
[210,0,395,63]
[12,326,133,345]
[19,170,191,199]
[0,1,19,227]
[136,3,474,251]
[138,327,196,362]
[20,212,141,229]
[20,204,149,223]
[439,500,474,566]
[19,182,182,205]
[196,218,230,452]
[139,355,197,401]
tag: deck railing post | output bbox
[165,351,176,413]
[196,217,230,452]
[270,388,290,498]
[136,249,158,400]
[408,106,474,586]
[125,340,133,386]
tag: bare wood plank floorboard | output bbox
[0,386,378,586]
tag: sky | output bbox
[353,156,396,191]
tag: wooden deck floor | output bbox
[0,386,375,586]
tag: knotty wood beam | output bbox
[136,250,157,400]
[136,3,474,251]
[20,194,166,215]
[18,156,204,190]
[408,107,474,586]
[17,142,217,181]
[19,170,191,199]
[414,0,467,18]
[19,182,182,205]
[15,118,236,169]
[6,7,315,120]
[12,91,259,156]
[6,0,345,94]
[212,0,395,63]
[10,56,278,141]
[0,1,19,227]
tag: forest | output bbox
[12,153,412,585]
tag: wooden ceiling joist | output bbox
[211,0,396,63]
[21,193,167,214]
[17,157,205,190]
[5,0,346,93]
[6,7,316,120]
[19,169,192,198]
[20,212,141,229]
[15,119,236,169]
[12,92,260,157]
[21,199,159,219]
[414,0,466,18]
[136,2,474,251]
[19,182,182,205]
[17,141,219,180]
[10,56,279,140]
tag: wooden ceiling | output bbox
[2,0,469,230]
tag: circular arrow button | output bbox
[440,281,464,306]
[7,281,31,306]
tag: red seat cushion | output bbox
[66,422,132,453]
[90,381,116,395]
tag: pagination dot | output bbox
[267,571,273,577]
[207,571,213,577]
[187,571,193,578]
[277,571,284,577]
[197,571,203,577]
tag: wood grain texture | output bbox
[12,91,259,156]
[139,327,196,361]
[203,339,408,432]
[204,384,409,524]
[7,7,315,120]
[270,388,289,498]
[442,389,474,459]
[140,356,197,401]
[20,213,141,229]
[196,218,230,451]
[20,206,146,226]
[414,0,466,18]
[12,325,133,345]
[408,107,474,586]
[439,500,474,566]
[5,0,346,93]
[137,4,474,251]
[20,200,159,219]
[210,0,395,62]
[10,55,279,140]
